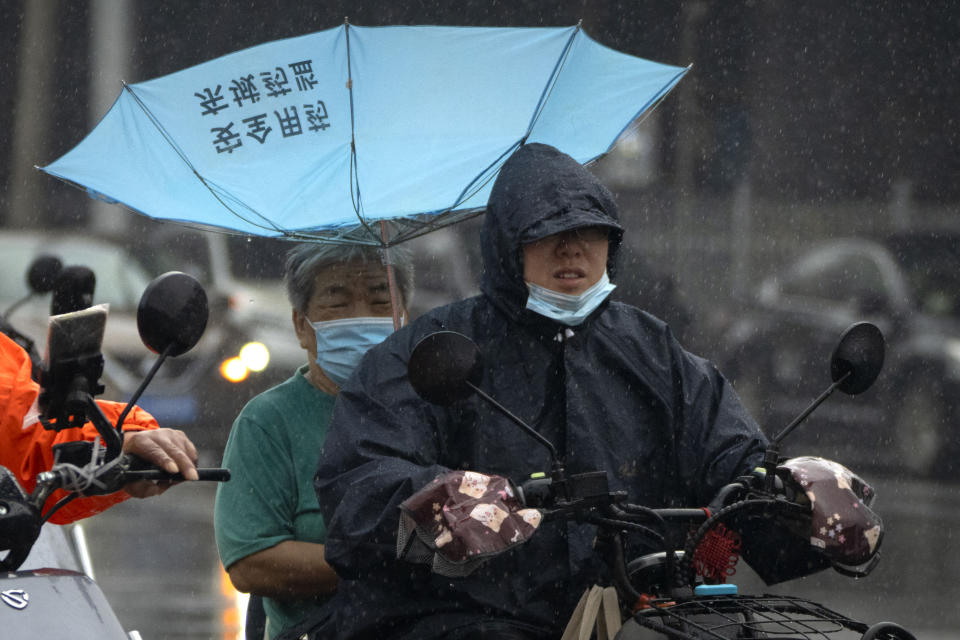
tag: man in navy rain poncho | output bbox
[314,143,766,640]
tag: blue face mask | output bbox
[525,272,616,326]
[310,316,397,387]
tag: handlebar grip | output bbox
[123,468,231,482]
[518,476,553,507]
[198,468,231,482]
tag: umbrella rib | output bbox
[121,83,290,236]
[448,141,522,212]
[445,23,582,217]
[343,20,380,247]
[389,208,486,246]
[523,22,581,140]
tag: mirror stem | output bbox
[466,381,560,465]
[81,393,123,459]
[2,293,35,320]
[115,343,175,432]
[771,369,852,446]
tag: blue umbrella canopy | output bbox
[41,23,688,247]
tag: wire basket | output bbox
[630,594,871,639]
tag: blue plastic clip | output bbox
[694,584,738,596]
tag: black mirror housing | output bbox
[831,322,885,395]
[407,331,483,406]
[137,272,209,357]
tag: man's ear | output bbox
[292,309,313,350]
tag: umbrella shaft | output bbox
[380,220,402,330]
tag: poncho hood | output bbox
[480,143,624,319]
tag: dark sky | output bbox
[1,1,957,226]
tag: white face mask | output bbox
[309,316,398,386]
[524,272,616,326]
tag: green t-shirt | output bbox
[214,365,334,639]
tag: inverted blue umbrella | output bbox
[41,22,687,246]
[40,22,688,323]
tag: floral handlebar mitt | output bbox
[397,470,543,577]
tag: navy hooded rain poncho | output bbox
[314,143,767,639]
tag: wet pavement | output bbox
[81,482,239,640]
[80,474,959,639]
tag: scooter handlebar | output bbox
[121,468,231,483]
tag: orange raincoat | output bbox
[0,331,158,523]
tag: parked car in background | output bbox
[719,230,960,477]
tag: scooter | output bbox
[405,322,917,639]
[0,271,229,639]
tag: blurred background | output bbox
[2,1,958,638]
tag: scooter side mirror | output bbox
[408,332,562,464]
[26,255,63,294]
[4,255,63,319]
[407,331,483,406]
[830,321,885,395]
[137,272,209,357]
[771,321,886,447]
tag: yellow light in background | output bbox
[239,342,270,372]
[220,357,249,383]
[219,563,247,640]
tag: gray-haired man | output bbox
[214,241,413,640]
